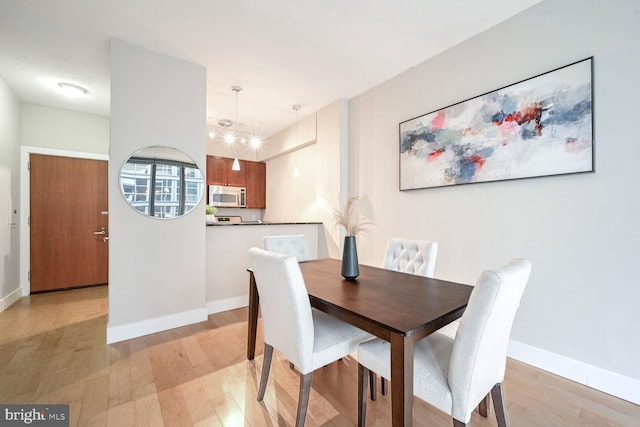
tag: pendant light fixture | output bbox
[231,86,242,171]
[292,104,301,178]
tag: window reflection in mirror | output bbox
[120,146,204,219]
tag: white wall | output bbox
[349,0,640,400]
[108,39,207,343]
[21,103,109,154]
[316,100,349,259]
[264,143,318,220]
[262,111,318,222]
[0,78,21,312]
[260,113,317,160]
[205,223,321,313]
[262,100,348,258]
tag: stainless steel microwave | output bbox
[209,185,246,208]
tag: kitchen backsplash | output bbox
[213,207,263,222]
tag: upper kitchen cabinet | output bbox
[245,161,266,209]
[207,156,246,187]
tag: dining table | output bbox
[246,258,473,427]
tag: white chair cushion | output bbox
[383,238,438,278]
[264,234,310,261]
[358,333,455,415]
[436,319,459,339]
[311,309,371,371]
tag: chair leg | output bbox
[381,377,388,396]
[369,371,377,401]
[257,344,273,401]
[478,393,490,417]
[295,372,312,427]
[358,364,369,427]
[491,382,509,427]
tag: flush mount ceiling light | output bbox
[57,82,88,98]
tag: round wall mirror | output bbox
[119,146,204,219]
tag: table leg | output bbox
[247,271,259,360]
[390,333,414,427]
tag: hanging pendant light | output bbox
[292,104,301,178]
[231,86,242,171]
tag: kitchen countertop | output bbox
[206,221,322,226]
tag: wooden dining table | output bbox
[246,258,473,427]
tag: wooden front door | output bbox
[29,154,108,293]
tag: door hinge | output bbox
[27,160,30,171]
[28,271,31,281]
[27,216,30,226]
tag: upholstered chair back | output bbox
[248,248,314,372]
[383,238,438,277]
[448,258,532,422]
[264,234,310,262]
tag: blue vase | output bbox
[341,236,360,280]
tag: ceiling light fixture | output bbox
[58,82,88,98]
[292,104,301,178]
[231,86,242,171]
[249,134,262,149]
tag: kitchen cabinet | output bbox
[207,156,246,187]
[206,155,266,208]
[245,160,266,208]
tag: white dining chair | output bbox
[249,247,371,427]
[383,238,438,277]
[371,238,441,399]
[263,234,310,262]
[357,258,532,427]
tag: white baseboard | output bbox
[106,307,208,344]
[0,287,22,313]
[509,339,640,405]
[207,295,249,314]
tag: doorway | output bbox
[29,153,108,293]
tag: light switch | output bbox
[8,199,17,228]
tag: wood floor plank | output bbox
[78,373,109,427]
[1,285,638,426]
[179,378,218,424]
[132,383,164,427]
[157,386,194,427]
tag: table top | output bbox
[299,258,473,340]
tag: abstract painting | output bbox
[399,57,593,190]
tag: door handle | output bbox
[93,227,106,235]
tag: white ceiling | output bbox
[0,0,542,140]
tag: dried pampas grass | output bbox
[332,196,374,236]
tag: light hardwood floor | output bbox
[1,286,638,426]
